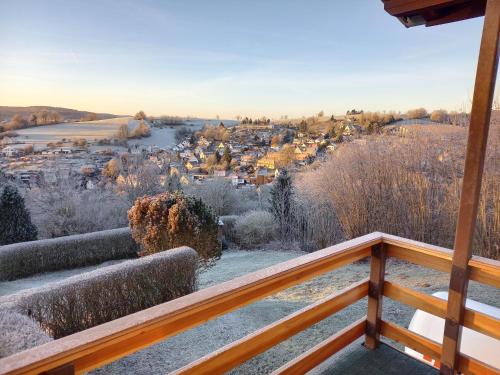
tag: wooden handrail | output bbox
[271,318,367,375]
[380,320,499,375]
[0,233,378,375]
[0,232,498,375]
[173,279,369,374]
[383,281,500,340]
[382,233,500,288]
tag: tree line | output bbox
[1,111,62,132]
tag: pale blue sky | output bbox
[0,0,493,118]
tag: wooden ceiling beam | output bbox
[384,0,465,16]
[383,0,486,27]
[426,1,487,26]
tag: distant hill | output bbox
[0,106,120,122]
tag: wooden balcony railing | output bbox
[0,232,498,375]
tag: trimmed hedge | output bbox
[232,211,276,248]
[219,215,239,243]
[0,247,198,339]
[0,227,139,281]
[0,309,52,359]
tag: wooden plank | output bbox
[380,320,499,375]
[384,241,500,288]
[172,280,369,374]
[384,0,487,26]
[365,243,387,349]
[43,363,74,375]
[441,1,500,373]
[383,281,500,340]
[381,320,441,360]
[384,0,457,16]
[0,233,380,375]
[425,2,486,27]
[271,318,366,375]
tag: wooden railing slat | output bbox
[380,320,499,375]
[383,281,500,340]
[1,232,498,375]
[172,279,369,374]
[385,243,500,288]
[271,318,366,375]
[0,233,379,375]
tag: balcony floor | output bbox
[310,339,438,375]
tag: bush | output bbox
[233,211,276,248]
[0,309,52,358]
[430,109,449,123]
[296,129,499,258]
[130,121,151,138]
[407,107,428,119]
[1,247,197,339]
[219,215,239,243]
[0,227,139,281]
[134,110,146,120]
[128,192,220,265]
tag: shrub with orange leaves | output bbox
[128,192,220,266]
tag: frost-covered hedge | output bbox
[0,309,52,359]
[0,247,198,339]
[233,211,276,248]
[219,215,239,243]
[0,227,139,281]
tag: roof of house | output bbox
[383,0,486,27]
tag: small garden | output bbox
[0,189,220,358]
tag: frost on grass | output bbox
[0,309,52,358]
[0,227,139,281]
[0,247,198,339]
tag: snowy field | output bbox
[1,249,498,374]
[12,117,238,150]
[128,118,238,149]
[12,117,138,150]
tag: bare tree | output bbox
[28,114,38,126]
[186,178,239,216]
[49,111,61,124]
[115,158,163,203]
[26,173,129,238]
[116,124,129,140]
[134,111,146,120]
[430,109,449,123]
[38,110,49,125]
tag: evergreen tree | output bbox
[269,170,294,240]
[222,147,232,166]
[0,185,37,245]
[215,150,222,164]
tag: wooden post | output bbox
[365,243,386,349]
[440,1,500,374]
[44,363,75,375]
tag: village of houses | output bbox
[0,117,362,191]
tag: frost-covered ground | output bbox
[12,117,239,150]
[13,117,139,149]
[0,260,125,297]
[1,249,498,374]
[93,250,499,374]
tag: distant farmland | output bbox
[11,117,239,150]
[12,117,138,149]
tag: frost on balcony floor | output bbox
[311,339,438,375]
